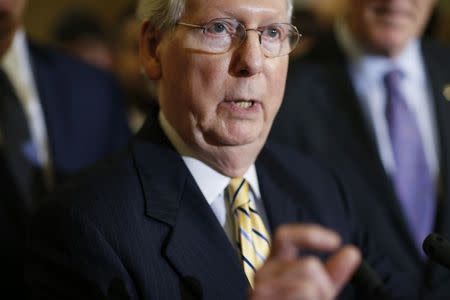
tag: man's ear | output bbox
[139,21,164,80]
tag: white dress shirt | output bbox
[335,22,440,179]
[1,29,52,185]
[159,112,270,245]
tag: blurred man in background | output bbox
[271,0,450,298]
[51,7,114,71]
[0,0,130,296]
[112,3,156,132]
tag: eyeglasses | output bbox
[176,18,301,58]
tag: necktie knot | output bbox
[384,69,410,122]
[383,69,403,87]
[228,177,250,211]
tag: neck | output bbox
[192,142,263,177]
[159,111,266,177]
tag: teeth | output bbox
[235,101,253,109]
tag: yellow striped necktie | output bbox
[228,177,271,287]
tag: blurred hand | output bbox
[249,224,361,300]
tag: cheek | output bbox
[161,56,229,127]
[187,57,230,107]
[198,56,229,88]
[267,63,288,109]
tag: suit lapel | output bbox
[132,117,249,299]
[422,41,450,238]
[27,41,69,185]
[0,152,28,231]
[309,36,393,194]
[421,41,450,284]
[255,148,300,231]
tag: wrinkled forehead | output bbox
[183,0,291,23]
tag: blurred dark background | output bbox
[24,0,132,43]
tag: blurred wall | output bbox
[24,0,135,43]
[24,0,450,44]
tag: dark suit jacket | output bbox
[270,36,450,299]
[0,41,131,297]
[29,41,131,186]
[26,110,414,300]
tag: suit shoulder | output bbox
[422,39,450,74]
[259,143,355,238]
[28,40,126,116]
[286,44,346,88]
[422,38,450,59]
[28,41,118,86]
[39,148,138,220]
[260,142,340,187]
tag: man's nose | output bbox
[231,30,264,77]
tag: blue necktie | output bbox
[384,69,436,254]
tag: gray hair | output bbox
[137,0,293,31]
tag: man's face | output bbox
[347,0,436,57]
[0,0,26,56]
[143,0,289,166]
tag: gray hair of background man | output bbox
[137,0,294,30]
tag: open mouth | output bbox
[232,100,256,109]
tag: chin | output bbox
[368,32,407,56]
[205,129,263,147]
[213,135,259,147]
[227,126,268,147]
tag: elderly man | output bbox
[271,0,450,299]
[0,0,130,296]
[26,0,412,299]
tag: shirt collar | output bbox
[2,28,27,75]
[1,28,37,104]
[159,111,260,205]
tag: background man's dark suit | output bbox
[270,36,450,299]
[29,41,131,182]
[26,110,413,300]
[1,41,131,297]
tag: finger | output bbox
[254,257,335,299]
[271,224,342,260]
[252,276,333,300]
[256,256,325,283]
[325,245,362,293]
[249,283,274,300]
